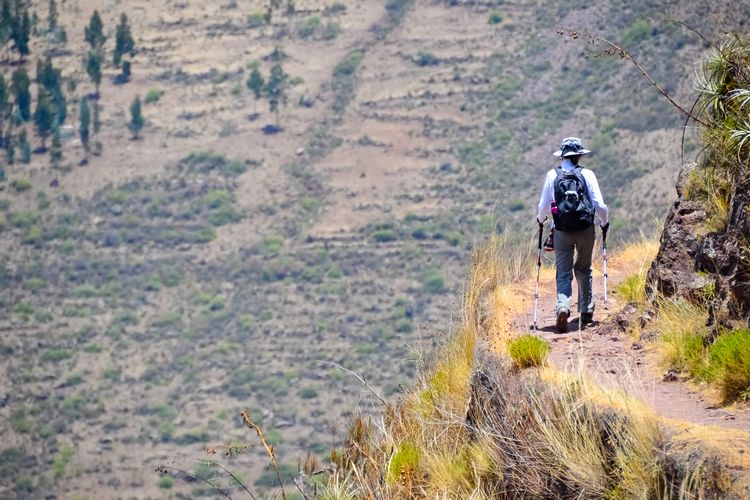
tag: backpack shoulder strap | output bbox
[574,166,593,202]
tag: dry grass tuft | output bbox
[652,298,709,378]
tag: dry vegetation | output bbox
[314,234,748,499]
[0,0,748,497]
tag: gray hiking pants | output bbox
[554,225,595,315]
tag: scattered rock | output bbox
[663,370,680,382]
[296,147,305,156]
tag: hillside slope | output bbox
[0,0,748,497]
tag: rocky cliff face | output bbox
[647,164,750,330]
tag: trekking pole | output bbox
[602,223,609,304]
[533,219,544,331]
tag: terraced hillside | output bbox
[0,0,748,497]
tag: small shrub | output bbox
[144,88,162,104]
[13,302,34,317]
[334,50,364,77]
[708,329,750,402]
[52,445,74,480]
[255,464,297,488]
[395,318,413,333]
[301,196,319,213]
[414,52,439,67]
[247,12,266,28]
[74,284,98,298]
[488,10,503,24]
[22,225,42,245]
[24,277,45,290]
[323,21,341,40]
[152,310,182,328]
[9,211,39,228]
[297,15,321,38]
[421,268,446,293]
[261,235,284,253]
[622,19,652,46]
[13,178,32,192]
[324,3,346,15]
[385,0,410,18]
[41,348,73,362]
[371,228,398,242]
[208,207,242,226]
[158,476,174,489]
[508,335,550,368]
[508,199,525,212]
[298,387,318,399]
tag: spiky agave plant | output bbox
[696,36,750,173]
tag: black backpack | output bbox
[552,166,595,231]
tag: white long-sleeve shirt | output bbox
[537,159,609,226]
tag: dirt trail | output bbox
[511,246,750,432]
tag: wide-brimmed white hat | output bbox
[553,137,591,157]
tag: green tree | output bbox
[0,74,8,137]
[79,97,90,159]
[93,99,100,134]
[84,10,104,49]
[246,66,264,113]
[19,128,29,163]
[129,95,143,139]
[5,132,13,164]
[34,90,53,149]
[86,50,102,96]
[11,68,30,122]
[48,0,57,32]
[0,0,12,48]
[265,63,288,126]
[37,57,66,127]
[50,126,62,167]
[38,56,62,93]
[113,13,134,67]
[11,7,29,59]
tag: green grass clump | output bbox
[158,475,174,489]
[508,335,550,368]
[12,178,32,192]
[371,228,398,242]
[144,87,162,104]
[421,268,446,293]
[707,329,750,402]
[334,50,364,77]
[387,441,420,485]
[618,272,647,304]
[247,12,266,28]
[654,299,708,377]
[52,445,74,480]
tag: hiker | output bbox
[536,137,609,333]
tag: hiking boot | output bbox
[543,229,554,252]
[581,312,594,324]
[556,309,569,333]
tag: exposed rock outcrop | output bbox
[646,164,750,328]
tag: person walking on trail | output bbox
[536,137,609,333]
